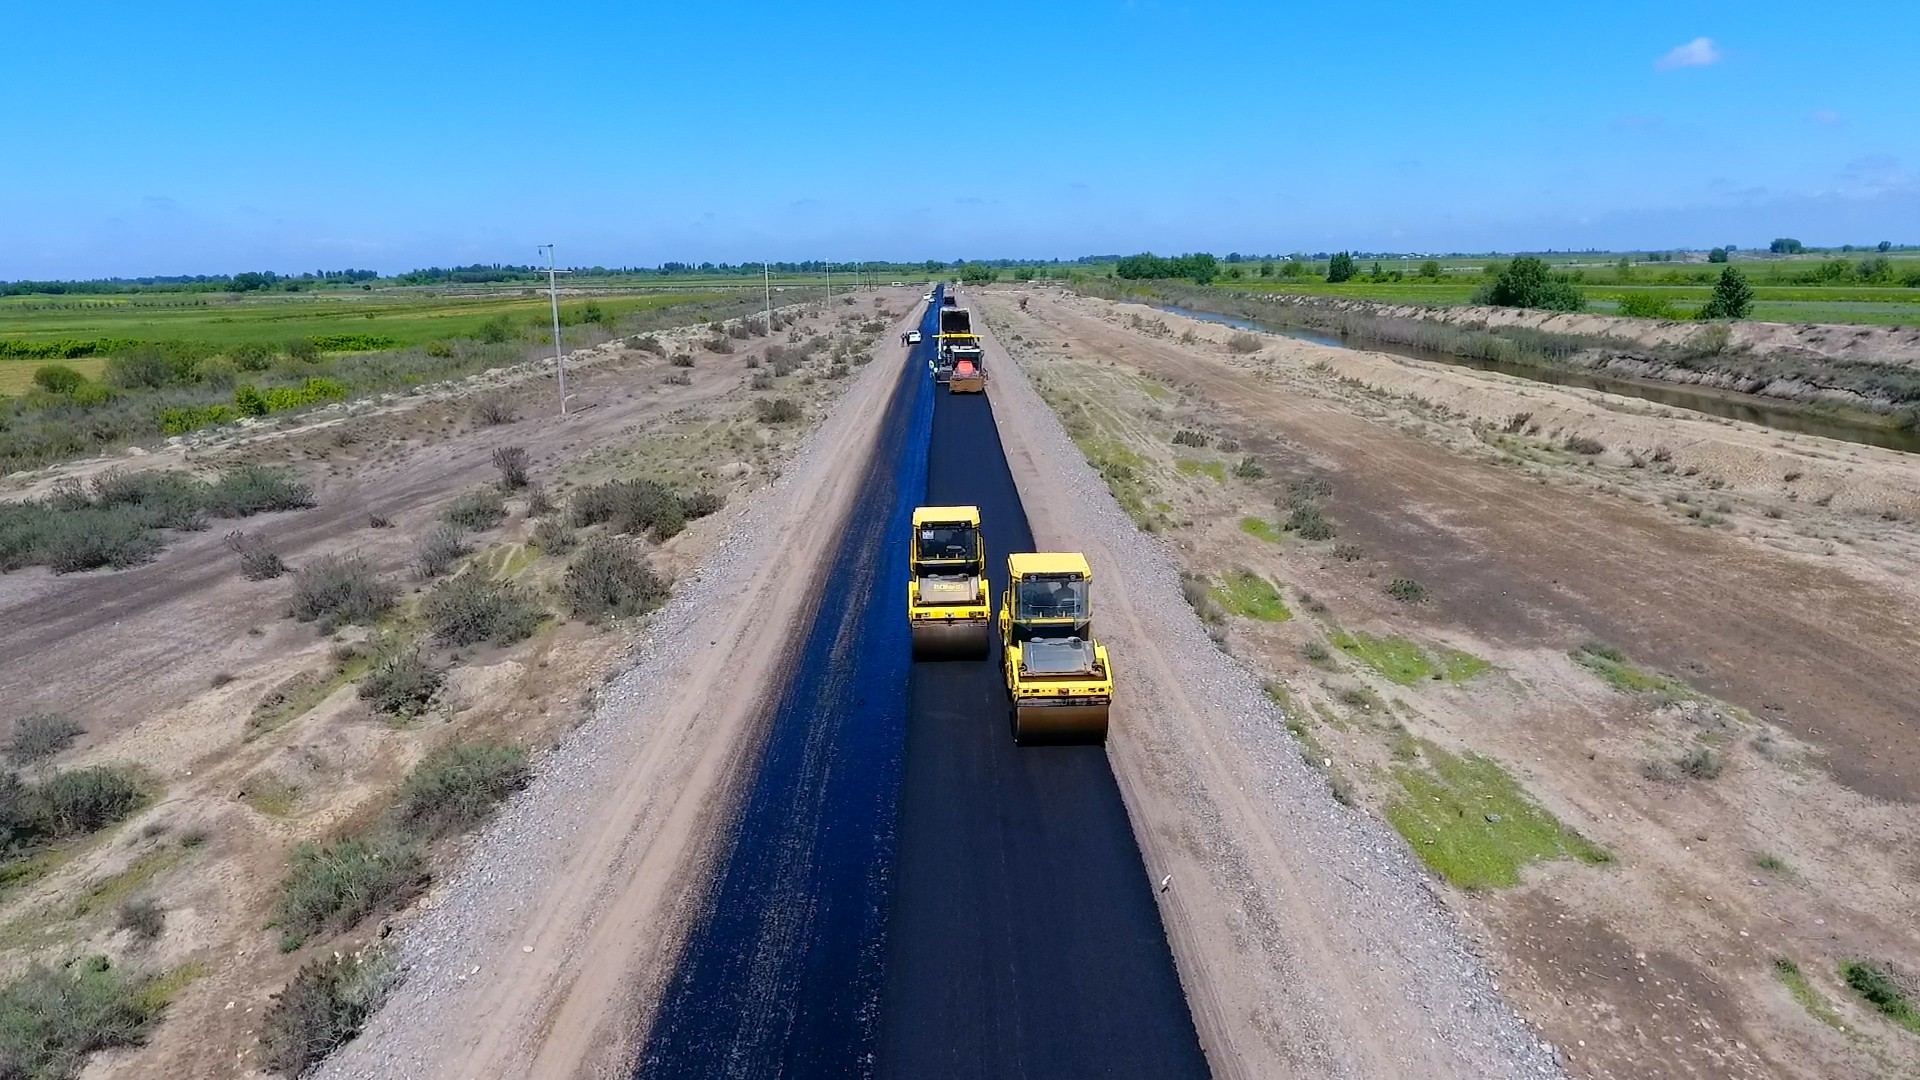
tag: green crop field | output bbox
[0,287,735,357]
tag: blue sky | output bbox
[3,1,1916,278]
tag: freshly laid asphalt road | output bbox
[637,288,1208,1079]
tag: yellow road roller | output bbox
[999,553,1112,743]
[908,506,991,659]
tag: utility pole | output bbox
[538,244,574,416]
[763,261,773,336]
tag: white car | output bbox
[905,330,922,345]
[922,293,933,302]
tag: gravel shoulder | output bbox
[968,292,1564,1079]
[316,304,924,1079]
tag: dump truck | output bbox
[948,348,986,392]
[908,506,991,658]
[999,553,1111,743]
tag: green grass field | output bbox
[0,288,734,355]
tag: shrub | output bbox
[1385,578,1428,603]
[1171,429,1209,448]
[367,513,392,529]
[1332,542,1364,562]
[32,365,85,395]
[6,714,83,767]
[531,517,576,554]
[524,482,554,517]
[1233,457,1266,479]
[233,384,269,417]
[1283,503,1335,541]
[259,949,395,1078]
[287,555,397,626]
[491,446,531,491]
[32,506,164,573]
[228,342,276,371]
[69,383,116,408]
[391,743,530,842]
[1470,256,1585,312]
[1227,332,1262,354]
[1616,293,1678,319]
[357,650,442,717]
[274,835,424,949]
[477,315,515,344]
[226,530,289,581]
[0,956,162,1080]
[423,576,542,647]
[1699,266,1755,320]
[414,525,469,579]
[473,395,517,426]
[562,538,668,620]
[703,336,734,354]
[1678,746,1724,780]
[204,465,314,517]
[755,398,802,424]
[1841,961,1920,1032]
[440,488,506,531]
[1565,435,1606,455]
[679,490,724,519]
[632,335,664,355]
[117,897,165,944]
[670,353,696,368]
[35,767,145,837]
[663,371,692,386]
[749,371,774,391]
[105,349,171,390]
[569,479,685,540]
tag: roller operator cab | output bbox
[908,506,991,659]
[999,553,1112,744]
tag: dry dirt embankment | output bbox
[317,302,923,1079]
[977,286,1920,1080]
[970,295,1563,1079]
[1199,290,1920,414]
[0,293,911,1078]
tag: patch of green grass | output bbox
[1774,958,1843,1029]
[134,961,209,1013]
[1438,647,1492,682]
[1175,458,1228,482]
[242,776,301,818]
[1385,742,1610,890]
[1239,517,1280,543]
[1842,961,1920,1036]
[1210,571,1291,621]
[1754,852,1792,874]
[1570,642,1693,696]
[1332,632,1433,684]
[69,849,183,923]
[0,956,162,1079]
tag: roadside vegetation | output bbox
[1384,742,1610,890]
[0,288,778,474]
[0,465,313,574]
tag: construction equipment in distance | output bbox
[999,553,1111,743]
[908,506,991,659]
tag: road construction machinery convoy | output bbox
[908,506,991,658]
[999,553,1112,743]
[934,307,986,390]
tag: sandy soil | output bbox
[0,293,908,1078]
[968,294,1560,1079]
[974,286,1920,1080]
[315,297,926,1079]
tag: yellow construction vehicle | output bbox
[999,553,1111,743]
[948,347,986,393]
[908,506,991,659]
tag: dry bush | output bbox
[491,446,531,490]
[473,395,517,425]
[423,576,542,647]
[5,713,83,767]
[226,530,288,580]
[259,948,395,1078]
[287,555,397,627]
[440,488,506,531]
[414,525,469,579]
[357,649,443,717]
[1227,332,1262,353]
[562,537,668,620]
[569,479,685,540]
[755,398,801,424]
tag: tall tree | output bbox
[1698,266,1754,319]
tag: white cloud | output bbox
[1656,37,1721,70]
[1810,108,1844,126]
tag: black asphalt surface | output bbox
[873,382,1209,1079]
[636,289,1207,1078]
